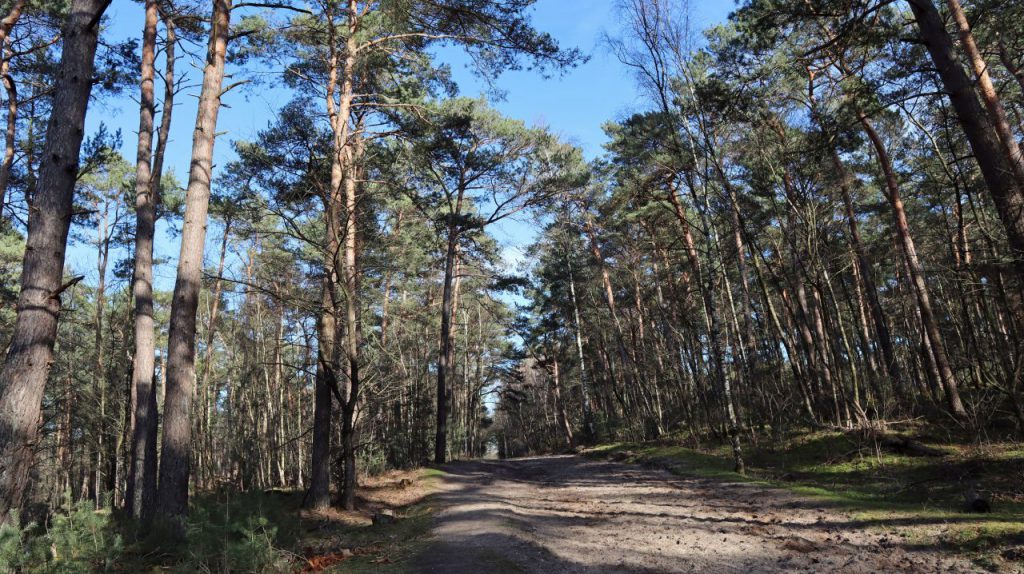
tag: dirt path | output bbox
[414,455,980,573]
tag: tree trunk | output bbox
[566,258,595,441]
[0,0,25,217]
[946,0,1024,182]
[306,27,349,512]
[157,0,230,535]
[669,174,744,472]
[833,148,903,397]
[551,355,574,448]
[151,14,175,200]
[93,195,112,509]
[0,0,109,524]
[379,210,403,347]
[435,219,461,464]
[997,40,1024,97]
[857,111,967,418]
[338,130,363,511]
[195,218,231,489]
[127,0,160,524]
[909,0,1024,263]
[307,276,336,508]
[584,213,650,433]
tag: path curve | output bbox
[415,455,979,573]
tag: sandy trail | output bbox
[414,455,979,573]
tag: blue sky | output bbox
[72,0,735,289]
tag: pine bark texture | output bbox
[128,0,160,524]
[0,0,109,523]
[157,0,231,533]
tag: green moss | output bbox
[421,468,448,481]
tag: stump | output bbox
[964,487,992,513]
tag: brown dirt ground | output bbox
[414,455,989,573]
[299,469,434,528]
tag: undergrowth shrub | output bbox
[358,443,388,477]
[2,492,301,573]
[0,498,122,574]
[0,510,33,573]
[176,492,297,573]
[46,499,123,573]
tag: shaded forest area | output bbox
[0,0,1021,571]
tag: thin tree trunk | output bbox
[0,0,25,217]
[128,0,160,524]
[195,218,231,490]
[567,258,595,441]
[857,110,967,418]
[818,117,904,396]
[551,354,574,448]
[93,196,112,509]
[151,14,175,200]
[669,173,743,472]
[380,210,403,346]
[584,213,648,431]
[435,212,462,464]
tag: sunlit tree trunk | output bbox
[127,0,163,524]
[0,0,25,217]
[945,0,1024,181]
[157,0,231,534]
[338,130,363,510]
[909,0,1024,263]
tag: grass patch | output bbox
[309,500,438,573]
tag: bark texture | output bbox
[0,0,109,523]
[157,0,230,534]
[127,0,160,524]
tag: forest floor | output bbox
[178,431,1020,572]
[409,453,1021,574]
[293,468,447,572]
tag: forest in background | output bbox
[0,0,1022,571]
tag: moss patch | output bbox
[309,500,438,573]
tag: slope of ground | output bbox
[588,430,1023,571]
[413,455,1000,573]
